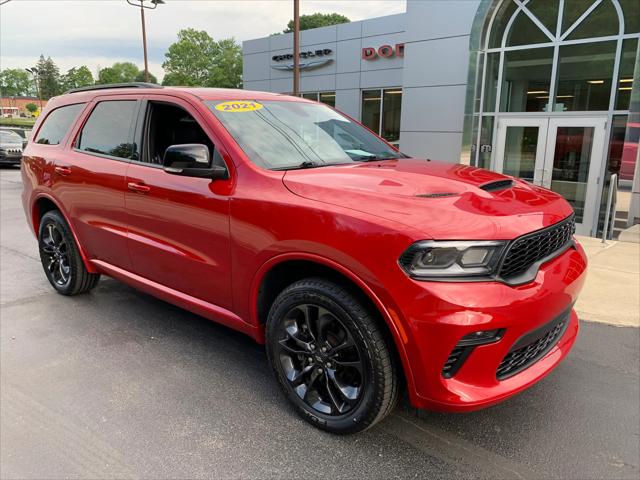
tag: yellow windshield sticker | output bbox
[215,101,263,112]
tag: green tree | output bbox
[61,66,94,91]
[0,69,32,96]
[25,103,38,114]
[98,62,140,84]
[162,29,242,88]
[35,55,62,99]
[283,13,350,33]
[134,70,158,84]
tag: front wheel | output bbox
[266,278,398,434]
[38,210,100,295]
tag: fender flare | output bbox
[249,251,417,398]
[31,192,98,274]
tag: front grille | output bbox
[498,215,575,280]
[496,309,570,380]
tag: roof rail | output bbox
[65,82,163,94]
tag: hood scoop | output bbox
[415,192,458,198]
[479,179,514,192]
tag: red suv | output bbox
[21,84,587,434]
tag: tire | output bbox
[266,277,398,434]
[38,210,100,295]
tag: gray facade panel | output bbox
[337,20,363,41]
[360,68,403,89]
[335,89,360,119]
[243,53,270,82]
[336,72,360,90]
[336,38,362,74]
[243,80,270,91]
[399,131,463,163]
[270,78,292,94]
[361,13,405,37]
[402,36,471,88]
[300,74,337,92]
[400,85,467,132]
[243,38,269,55]
[269,32,293,51]
[405,0,480,42]
[300,25,338,46]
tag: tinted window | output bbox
[34,103,84,145]
[78,101,137,159]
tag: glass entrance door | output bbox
[494,116,607,235]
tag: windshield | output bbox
[0,130,23,143]
[207,100,406,170]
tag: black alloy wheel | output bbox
[277,303,365,415]
[38,210,100,295]
[40,222,71,286]
[266,277,398,434]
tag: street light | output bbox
[25,67,43,111]
[126,0,165,83]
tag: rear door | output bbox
[124,95,234,310]
[56,95,140,270]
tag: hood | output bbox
[282,159,574,240]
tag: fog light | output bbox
[458,329,504,346]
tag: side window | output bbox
[34,103,84,145]
[77,100,138,159]
[142,102,221,167]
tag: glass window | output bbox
[526,0,560,35]
[615,38,638,110]
[506,11,550,46]
[319,92,336,107]
[549,126,596,222]
[483,52,500,112]
[488,0,518,48]
[1,130,24,144]
[619,0,640,33]
[77,101,137,159]
[34,103,84,145]
[502,125,540,182]
[381,89,402,143]
[361,90,382,134]
[500,47,553,112]
[208,100,405,170]
[561,0,594,35]
[477,116,494,169]
[554,41,616,111]
[566,0,619,40]
[301,93,317,101]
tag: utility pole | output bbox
[126,0,164,83]
[140,4,149,82]
[293,0,300,95]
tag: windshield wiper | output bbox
[272,161,320,171]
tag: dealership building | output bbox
[243,0,639,237]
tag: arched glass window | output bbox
[471,0,639,167]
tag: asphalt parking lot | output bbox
[1,167,639,480]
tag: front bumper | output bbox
[396,240,587,412]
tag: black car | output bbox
[0,129,24,166]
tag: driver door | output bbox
[124,95,234,309]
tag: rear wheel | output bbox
[38,210,100,295]
[266,277,398,434]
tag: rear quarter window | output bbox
[34,103,85,145]
[77,100,138,159]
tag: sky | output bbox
[0,0,406,80]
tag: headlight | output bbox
[399,241,507,279]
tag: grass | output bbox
[0,118,36,128]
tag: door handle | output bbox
[54,166,72,176]
[127,182,151,193]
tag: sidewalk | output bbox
[575,235,640,327]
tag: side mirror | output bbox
[163,144,228,180]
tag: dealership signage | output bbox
[362,43,405,60]
[271,48,334,71]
